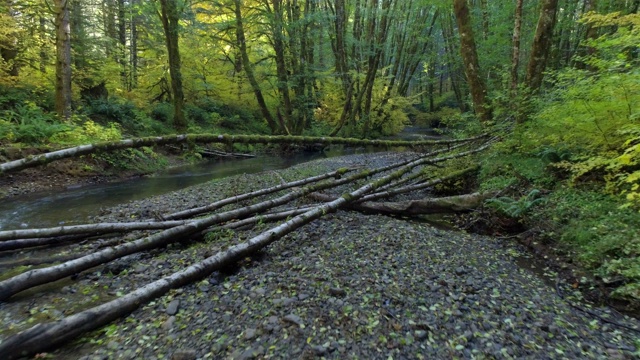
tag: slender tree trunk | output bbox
[55,0,72,119]
[525,0,559,92]
[117,0,127,88]
[39,16,47,73]
[158,0,187,132]
[130,0,138,89]
[270,0,294,135]
[510,0,524,93]
[453,0,491,122]
[233,0,279,133]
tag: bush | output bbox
[0,102,70,144]
[150,102,174,124]
[532,189,640,301]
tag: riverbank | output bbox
[1,152,638,359]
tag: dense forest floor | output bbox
[1,152,638,359]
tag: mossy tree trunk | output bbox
[453,0,491,123]
[158,0,187,132]
[525,0,559,92]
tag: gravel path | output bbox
[1,152,639,359]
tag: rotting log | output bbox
[0,133,488,175]
[0,140,465,360]
[348,191,497,215]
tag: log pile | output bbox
[0,134,494,359]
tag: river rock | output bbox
[166,300,180,315]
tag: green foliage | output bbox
[0,101,70,144]
[485,189,546,219]
[49,120,122,145]
[95,147,167,173]
[532,189,640,300]
[478,147,555,192]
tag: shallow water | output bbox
[0,146,374,230]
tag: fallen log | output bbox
[164,167,353,220]
[350,191,497,215]
[0,221,187,243]
[0,139,445,359]
[0,149,433,300]
[0,133,488,175]
[0,168,353,244]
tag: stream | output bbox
[0,127,442,231]
[0,146,377,231]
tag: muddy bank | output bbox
[1,153,639,359]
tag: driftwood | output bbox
[0,135,497,358]
[0,147,441,300]
[351,191,497,215]
[0,133,488,175]
[0,145,451,359]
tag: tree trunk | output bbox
[158,0,187,132]
[510,0,524,94]
[525,0,559,92]
[130,0,139,89]
[117,0,127,88]
[55,0,72,119]
[453,0,491,122]
[233,0,279,133]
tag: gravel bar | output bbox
[1,152,639,360]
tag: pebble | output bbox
[329,287,347,297]
[166,300,180,315]
[243,328,257,340]
[283,314,304,327]
[171,349,197,360]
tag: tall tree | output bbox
[158,0,187,132]
[510,0,524,93]
[233,0,279,133]
[54,0,72,119]
[453,0,491,122]
[525,0,558,92]
[0,0,19,76]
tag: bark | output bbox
[0,221,188,243]
[525,0,559,92]
[0,133,489,175]
[453,0,491,122]
[55,0,72,119]
[270,0,294,134]
[158,0,187,132]
[117,0,127,88]
[349,191,496,215]
[130,0,139,89]
[233,0,279,133]
[510,0,524,93]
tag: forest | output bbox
[1,0,640,358]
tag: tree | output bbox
[453,0,491,122]
[158,0,187,132]
[54,0,72,119]
[525,0,559,92]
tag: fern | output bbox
[485,189,546,219]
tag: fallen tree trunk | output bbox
[164,167,353,220]
[350,191,497,215]
[0,168,354,245]
[0,220,187,243]
[0,133,488,175]
[0,145,449,359]
[0,148,441,300]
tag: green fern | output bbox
[485,189,546,219]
